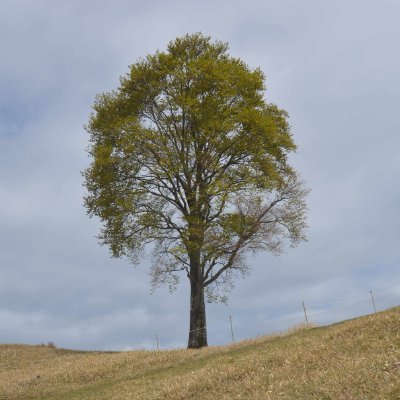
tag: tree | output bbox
[84,33,308,349]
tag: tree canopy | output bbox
[84,33,308,348]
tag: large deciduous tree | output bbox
[84,33,308,349]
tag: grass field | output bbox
[1,307,399,399]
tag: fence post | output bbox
[155,334,159,351]
[302,301,309,326]
[370,291,377,313]
[229,315,235,344]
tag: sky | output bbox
[1,0,399,351]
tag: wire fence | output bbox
[151,284,399,350]
[296,285,399,331]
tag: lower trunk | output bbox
[188,279,207,348]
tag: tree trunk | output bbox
[188,278,207,348]
[186,212,207,348]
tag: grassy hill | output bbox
[1,307,399,400]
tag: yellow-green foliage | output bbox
[83,33,309,306]
[1,307,399,399]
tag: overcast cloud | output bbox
[1,0,399,350]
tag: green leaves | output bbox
[83,33,308,299]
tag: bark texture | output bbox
[188,254,207,348]
[188,279,207,348]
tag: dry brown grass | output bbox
[1,307,399,399]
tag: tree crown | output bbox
[84,33,308,302]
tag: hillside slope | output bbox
[1,307,399,399]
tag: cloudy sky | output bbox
[1,0,399,350]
